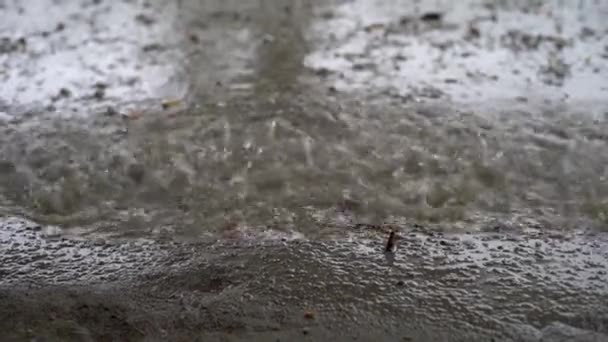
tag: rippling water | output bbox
[1,0,607,239]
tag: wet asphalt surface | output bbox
[1,216,608,341]
[2,0,608,341]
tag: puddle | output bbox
[1,0,608,239]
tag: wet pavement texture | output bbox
[1,0,608,341]
[1,216,608,341]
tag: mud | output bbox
[2,0,608,341]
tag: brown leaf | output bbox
[161,99,182,110]
[304,310,315,320]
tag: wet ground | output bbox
[1,0,608,341]
[1,216,607,341]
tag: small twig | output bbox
[385,230,397,253]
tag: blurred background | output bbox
[0,0,607,240]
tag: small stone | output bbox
[396,280,405,286]
[304,310,315,320]
[314,68,332,78]
[93,82,107,89]
[127,163,145,184]
[135,14,155,25]
[420,12,442,22]
[302,327,310,335]
[59,88,71,98]
[142,43,163,52]
[466,25,481,39]
[93,88,105,100]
